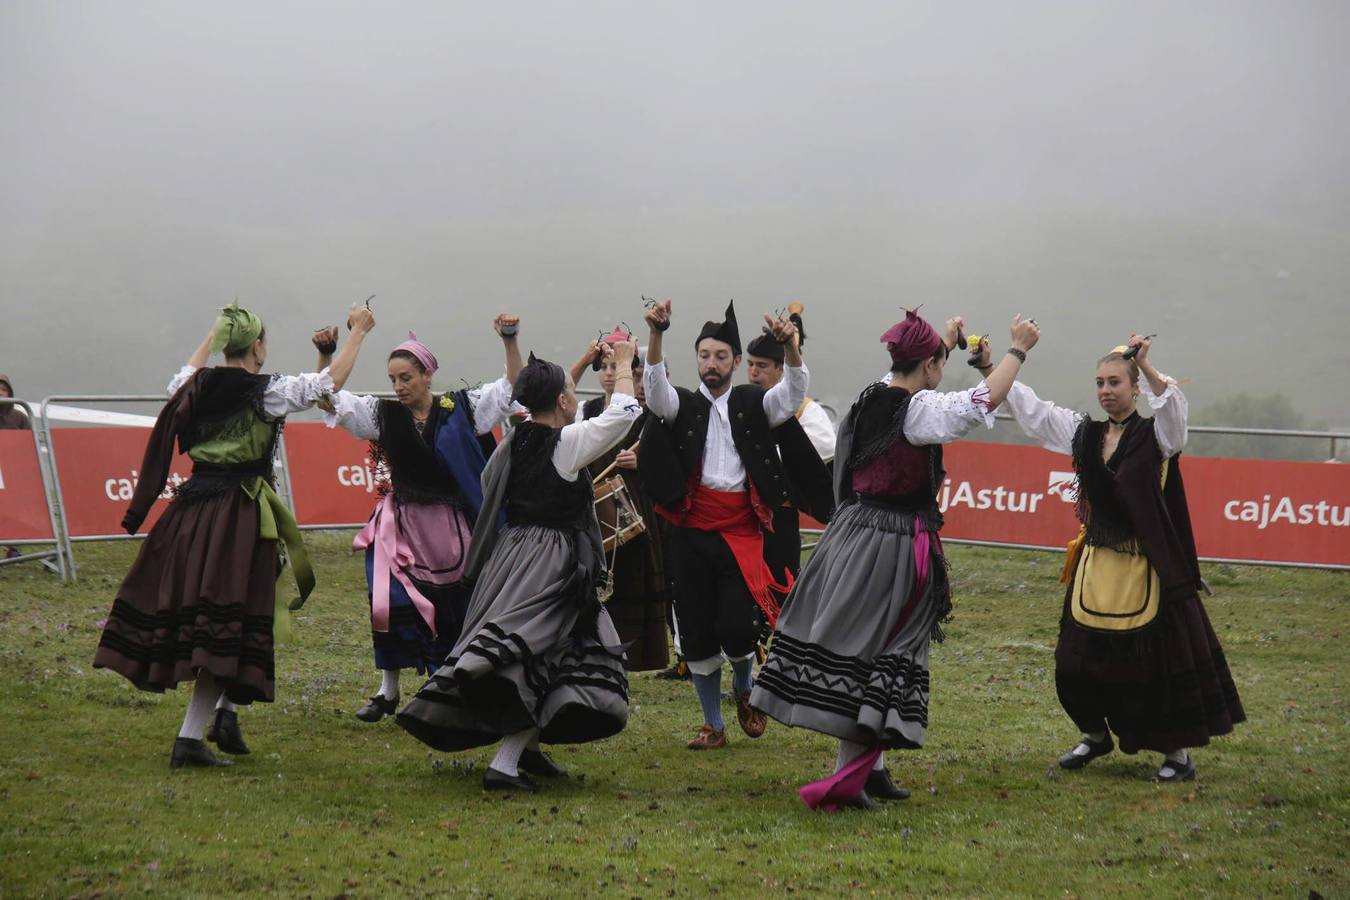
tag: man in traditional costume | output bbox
[751,309,1040,810]
[94,301,375,768]
[316,315,523,721]
[638,299,832,750]
[1000,336,1244,782]
[397,345,640,792]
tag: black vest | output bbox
[503,423,593,530]
[638,384,834,522]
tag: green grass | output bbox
[1,536,1346,898]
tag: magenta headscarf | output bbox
[392,332,438,374]
[880,308,943,365]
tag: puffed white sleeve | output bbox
[466,375,519,435]
[167,365,197,396]
[642,360,680,423]
[551,392,642,480]
[903,382,998,446]
[1140,370,1188,458]
[321,390,381,440]
[1002,381,1080,456]
[798,400,837,461]
[763,362,809,427]
[260,369,337,417]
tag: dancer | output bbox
[397,342,640,792]
[639,300,832,750]
[1001,335,1244,781]
[751,309,1039,810]
[316,315,524,721]
[572,328,670,671]
[94,301,375,768]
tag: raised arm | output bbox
[553,341,641,475]
[321,390,381,440]
[326,304,375,392]
[493,313,524,385]
[1131,336,1187,458]
[167,325,218,394]
[1000,380,1080,456]
[760,311,807,426]
[641,299,679,421]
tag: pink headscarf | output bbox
[601,326,632,344]
[880,307,943,365]
[392,332,438,374]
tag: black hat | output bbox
[695,300,741,356]
[745,332,784,363]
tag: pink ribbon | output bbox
[353,494,438,637]
[799,514,932,811]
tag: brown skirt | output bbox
[93,489,279,703]
[1055,587,1245,754]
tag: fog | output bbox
[3,1,1348,423]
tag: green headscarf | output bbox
[210,300,264,355]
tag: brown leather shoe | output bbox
[686,725,727,750]
[736,692,767,738]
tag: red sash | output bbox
[657,485,792,628]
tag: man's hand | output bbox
[644,299,672,332]
[615,448,638,470]
[764,312,799,348]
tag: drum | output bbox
[593,474,646,556]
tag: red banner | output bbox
[48,428,193,538]
[284,422,382,527]
[935,443,1350,568]
[0,431,54,541]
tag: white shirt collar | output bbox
[698,383,731,407]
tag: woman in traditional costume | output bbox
[397,342,640,793]
[1001,336,1244,782]
[317,315,524,721]
[93,301,375,768]
[751,310,1041,810]
[570,328,670,672]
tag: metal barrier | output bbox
[17,387,1349,577]
[0,399,69,577]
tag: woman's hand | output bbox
[348,304,376,335]
[312,326,338,353]
[943,316,966,350]
[1128,332,1151,365]
[494,313,520,338]
[1010,314,1040,352]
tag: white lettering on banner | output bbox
[1222,494,1350,530]
[938,479,1045,514]
[103,469,185,502]
[336,457,385,494]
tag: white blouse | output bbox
[1002,373,1188,459]
[643,359,809,491]
[551,392,642,481]
[321,376,516,440]
[167,365,335,418]
[877,372,998,446]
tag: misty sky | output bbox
[3,1,1348,422]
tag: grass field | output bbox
[1,535,1345,898]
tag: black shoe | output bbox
[1058,735,1115,770]
[171,737,233,770]
[483,767,539,793]
[206,708,251,755]
[655,659,690,681]
[864,768,912,801]
[839,790,879,811]
[355,694,399,723]
[520,749,567,778]
[1153,755,1196,783]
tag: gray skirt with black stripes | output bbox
[751,501,941,749]
[397,524,629,752]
